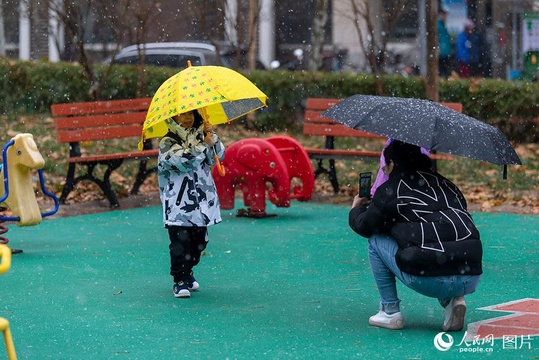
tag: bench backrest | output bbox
[304,98,383,138]
[51,98,152,143]
[304,97,462,138]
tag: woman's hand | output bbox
[351,195,370,209]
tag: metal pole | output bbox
[19,0,31,60]
[48,0,60,62]
[259,0,275,69]
[418,0,427,76]
[512,8,517,70]
[426,0,439,101]
[0,0,5,57]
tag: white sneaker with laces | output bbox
[369,311,404,330]
[443,296,466,331]
[189,279,200,291]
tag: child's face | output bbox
[174,112,195,128]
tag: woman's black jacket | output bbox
[349,167,482,276]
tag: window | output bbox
[113,53,204,68]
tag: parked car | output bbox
[102,41,266,70]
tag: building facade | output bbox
[1,0,537,78]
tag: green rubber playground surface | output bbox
[1,201,538,359]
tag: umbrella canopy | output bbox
[139,65,268,149]
[321,94,521,167]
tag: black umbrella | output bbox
[321,95,521,177]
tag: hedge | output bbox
[1,58,537,142]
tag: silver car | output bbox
[103,42,266,70]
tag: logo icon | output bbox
[434,332,454,351]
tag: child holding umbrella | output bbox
[158,110,225,298]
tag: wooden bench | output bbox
[303,98,461,193]
[51,98,157,208]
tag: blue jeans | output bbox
[368,234,481,314]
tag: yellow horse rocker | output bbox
[0,133,59,360]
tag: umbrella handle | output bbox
[214,155,226,176]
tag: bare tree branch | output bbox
[121,1,160,97]
[337,0,414,95]
[50,1,101,98]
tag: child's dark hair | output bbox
[383,140,432,170]
[193,110,204,128]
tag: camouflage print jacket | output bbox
[157,127,225,227]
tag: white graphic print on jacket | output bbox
[395,171,475,253]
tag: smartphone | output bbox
[359,172,372,198]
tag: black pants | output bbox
[438,56,452,78]
[168,226,208,283]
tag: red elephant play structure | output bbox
[212,136,314,217]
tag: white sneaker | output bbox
[188,272,199,291]
[189,279,200,291]
[369,311,404,330]
[443,296,466,331]
[173,281,191,298]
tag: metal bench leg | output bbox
[323,136,340,193]
[99,160,123,208]
[59,163,77,204]
[312,158,339,194]
[313,159,328,178]
[328,159,339,194]
[131,160,157,195]
[61,161,123,208]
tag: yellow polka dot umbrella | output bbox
[139,64,268,150]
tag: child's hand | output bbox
[203,120,213,133]
[204,133,216,147]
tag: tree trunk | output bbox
[135,23,147,98]
[369,0,384,95]
[77,39,101,100]
[309,0,328,71]
[247,0,258,70]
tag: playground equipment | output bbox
[0,133,60,251]
[0,244,16,360]
[0,133,59,227]
[212,136,314,217]
[0,133,59,360]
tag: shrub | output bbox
[0,58,537,142]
